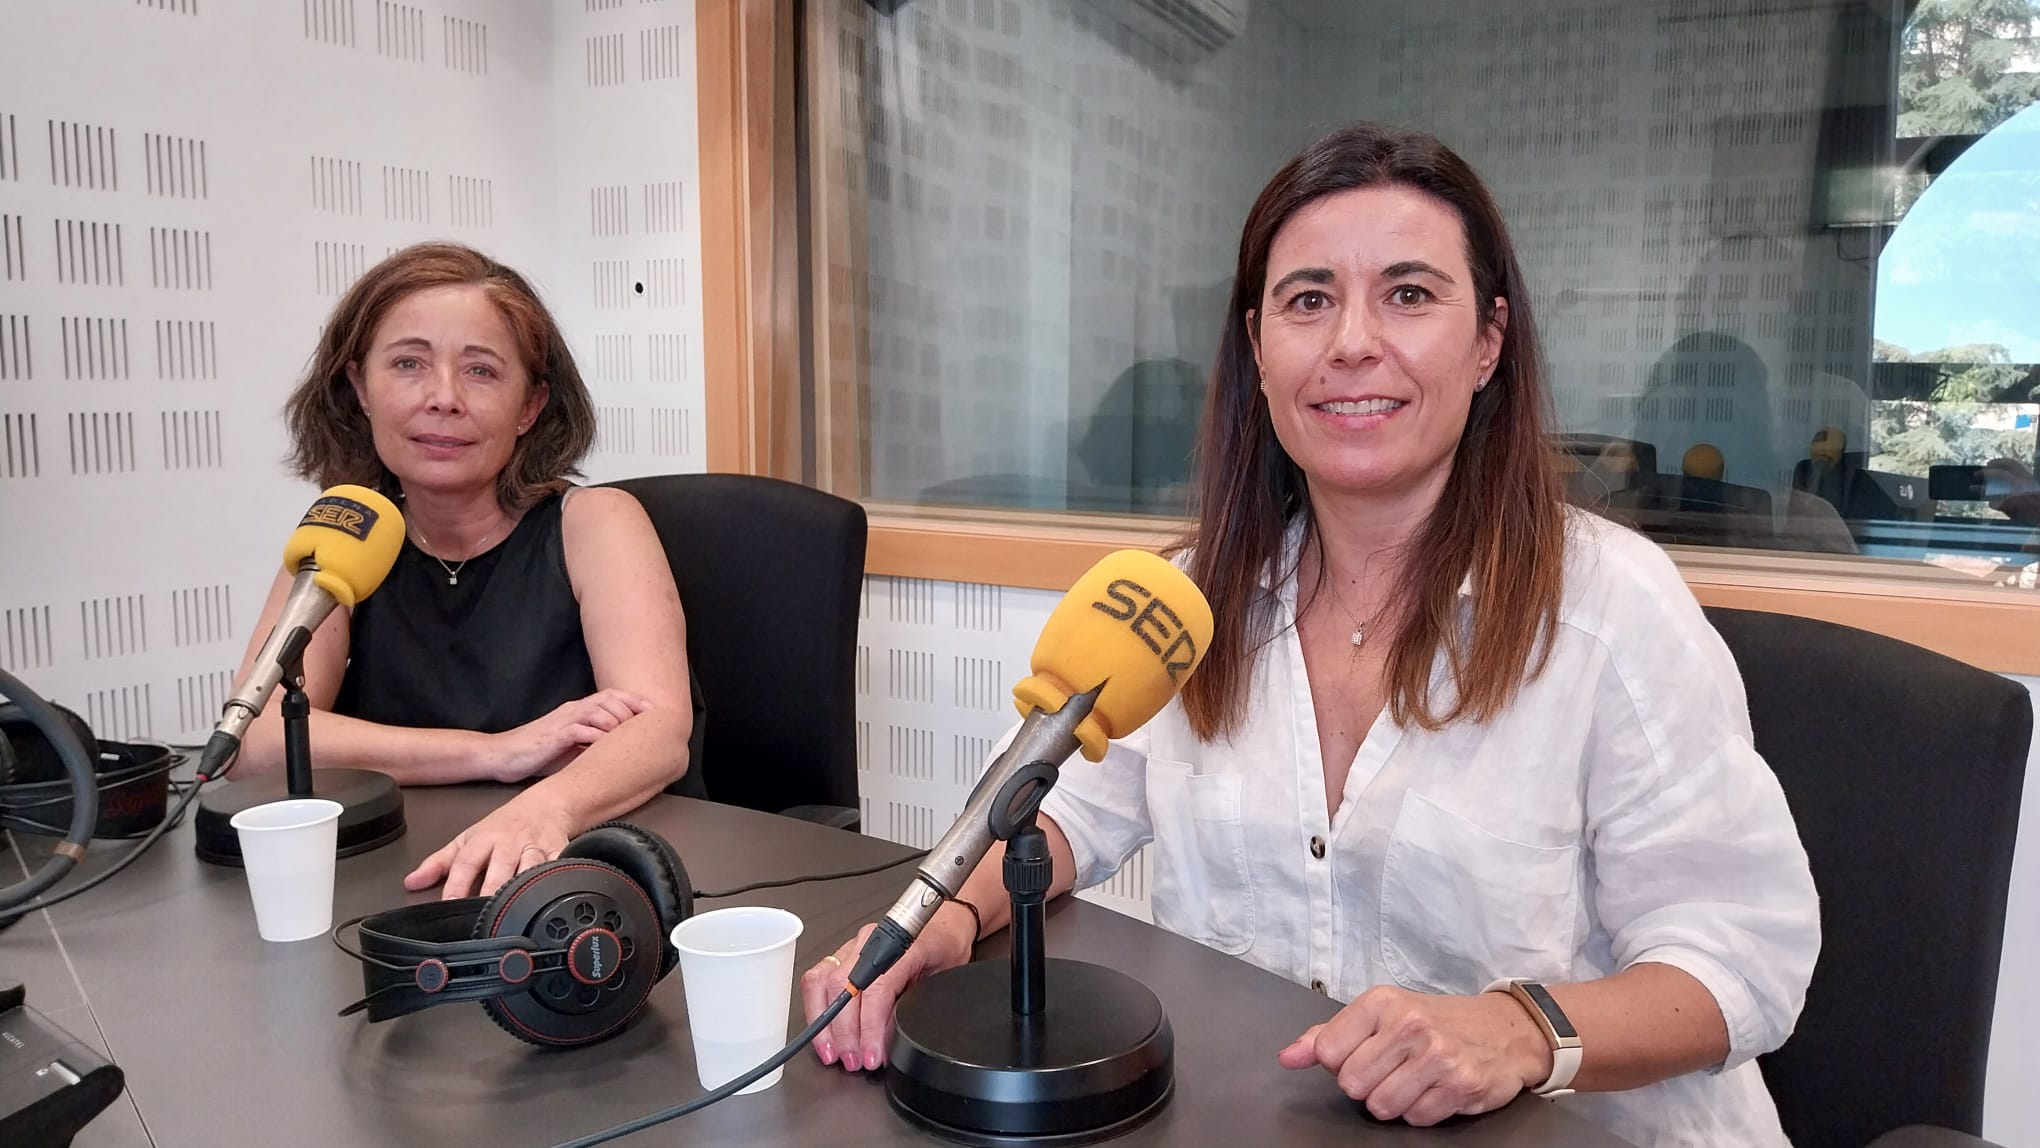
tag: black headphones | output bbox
[336,820,694,1048]
[0,700,175,840]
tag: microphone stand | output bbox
[281,671,315,798]
[190,629,406,865]
[1005,815,1051,1018]
[885,764,1174,1146]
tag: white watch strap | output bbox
[1481,978,1580,1097]
[1536,1043,1582,1097]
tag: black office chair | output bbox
[1705,607,2030,1148]
[606,474,866,831]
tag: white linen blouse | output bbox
[1033,510,1821,1148]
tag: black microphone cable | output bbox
[690,850,920,900]
[547,989,855,1148]
[0,765,214,930]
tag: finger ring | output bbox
[822,954,842,967]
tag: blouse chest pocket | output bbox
[1145,760,1256,956]
[1379,791,1580,994]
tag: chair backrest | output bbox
[1704,607,2031,1148]
[605,474,866,816]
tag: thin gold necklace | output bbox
[411,521,501,586]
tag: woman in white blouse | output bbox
[801,122,1820,1148]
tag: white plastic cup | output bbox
[670,906,805,1094]
[230,798,344,942]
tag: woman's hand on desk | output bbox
[1277,985,1552,1126]
[799,906,977,1073]
[485,689,652,783]
[403,792,578,900]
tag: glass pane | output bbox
[812,0,2040,581]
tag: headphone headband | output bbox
[341,899,533,1020]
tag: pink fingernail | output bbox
[864,1047,882,1069]
[818,1040,836,1065]
[842,1051,860,1071]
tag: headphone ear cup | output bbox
[562,821,693,979]
[78,739,173,838]
[474,857,662,1048]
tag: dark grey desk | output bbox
[5,787,1632,1147]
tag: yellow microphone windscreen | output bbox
[1011,550,1213,762]
[280,485,406,607]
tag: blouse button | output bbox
[1309,835,1326,860]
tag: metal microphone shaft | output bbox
[848,685,1100,990]
[221,568,333,737]
[195,567,332,780]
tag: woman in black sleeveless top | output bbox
[227,242,699,899]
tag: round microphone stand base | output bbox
[191,769,406,866]
[887,958,1173,1147]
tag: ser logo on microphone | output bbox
[1092,578,1198,683]
[298,495,381,542]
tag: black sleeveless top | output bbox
[334,491,706,797]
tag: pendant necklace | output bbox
[412,521,500,586]
[1327,583,1376,648]
[1322,553,1388,654]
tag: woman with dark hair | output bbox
[801,125,1818,1147]
[231,242,698,900]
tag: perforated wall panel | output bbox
[0,0,705,742]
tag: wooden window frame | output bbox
[697,0,802,479]
[694,0,2040,676]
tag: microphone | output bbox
[845,548,1212,990]
[194,486,405,781]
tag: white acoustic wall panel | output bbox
[552,0,707,484]
[0,0,702,740]
[855,576,1156,922]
